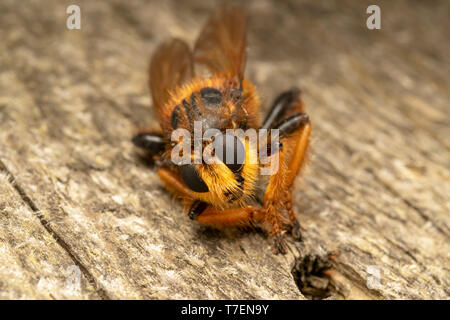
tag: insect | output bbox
[132,7,311,254]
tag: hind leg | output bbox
[261,90,311,254]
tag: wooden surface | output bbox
[0,0,449,299]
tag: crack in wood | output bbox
[0,159,111,300]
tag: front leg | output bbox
[132,130,166,158]
[262,113,311,254]
[262,88,304,129]
[189,200,264,228]
[157,169,264,229]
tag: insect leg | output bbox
[191,205,264,228]
[278,113,311,186]
[262,88,304,129]
[132,131,166,157]
[158,168,264,227]
[262,112,311,254]
[188,200,208,220]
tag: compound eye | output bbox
[180,164,209,193]
[212,134,245,173]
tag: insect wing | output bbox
[194,6,247,83]
[150,39,194,122]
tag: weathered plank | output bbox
[0,0,448,299]
[0,164,99,299]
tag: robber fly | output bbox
[132,7,311,254]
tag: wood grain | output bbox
[0,0,448,299]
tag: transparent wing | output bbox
[194,6,247,82]
[150,39,194,113]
